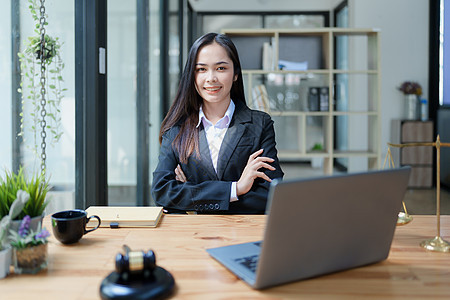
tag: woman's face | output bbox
[194,42,237,106]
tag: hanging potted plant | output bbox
[0,190,30,279]
[17,0,66,166]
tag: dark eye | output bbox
[217,66,225,71]
[196,67,206,72]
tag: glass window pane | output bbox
[19,1,75,188]
[336,6,349,28]
[169,0,180,104]
[149,0,161,202]
[108,1,137,205]
[0,1,12,170]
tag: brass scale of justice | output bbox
[385,135,450,252]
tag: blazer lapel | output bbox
[198,124,219,180]
[216,101,251,180]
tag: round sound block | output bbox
[100,266,175,300]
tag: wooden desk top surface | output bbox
[1,215,449,299]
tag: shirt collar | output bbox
[196,100,235,128]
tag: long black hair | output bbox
[159,32,247,163]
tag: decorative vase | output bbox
[0,247,12,279]
[311,157,324,169]
[404,94,419,120]
[13,243,48,274]
[9,214,44,233]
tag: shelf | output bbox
[332,70,378,74]
[279,151,328,158]
[242,70,330,74]
[270,111,329,116]
[332,111,378,116]
[223,27,380,34]
[332,150,379,157]
[279,150,377,158]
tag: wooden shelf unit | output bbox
[222,28,381,174]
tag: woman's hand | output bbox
[175,164,187,182]
[236,149,275,196]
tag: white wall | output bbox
[349,0,429,165]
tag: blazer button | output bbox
[214,203,219,210]
[209,204,214,210]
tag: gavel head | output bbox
[115,249,156,275]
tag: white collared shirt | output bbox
[197,100,238,202]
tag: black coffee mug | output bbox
[51,209,101,244]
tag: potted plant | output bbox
[0,190,30,278]
[310,143,324,169]
[17,0,66,163]
[0,167,50,231]
[398,81,422,120]
[9,215,50,274]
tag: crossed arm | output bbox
[175,148,275,196]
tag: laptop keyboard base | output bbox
[234,254,259,273]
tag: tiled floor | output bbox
[402,189,450,215]
[280,162,450,215]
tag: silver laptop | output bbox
[207,167,411,289]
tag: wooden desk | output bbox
[1,215,449,299]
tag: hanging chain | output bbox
[39,0,47,174]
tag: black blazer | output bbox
[151,100,284,214]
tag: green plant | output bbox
[0,191,30,250]
[311,143,324,151]
[0,167,50,220]
[0,169,25,219]
[17,0,66,161]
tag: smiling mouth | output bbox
[204,86,222,92]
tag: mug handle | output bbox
[85,215,101,234]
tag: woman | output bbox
[151,33,283,214]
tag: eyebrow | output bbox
[196,61,230,66]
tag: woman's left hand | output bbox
[175,164,187,182]
[236,149,275,196]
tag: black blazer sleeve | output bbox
[151,127,233,213]
[229,112,284,213]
